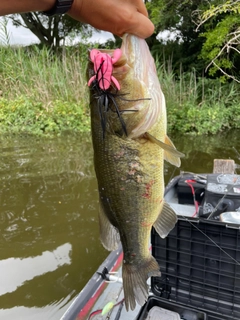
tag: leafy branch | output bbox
[194,0,240,82]
[195,0,240,31]
[205,29,240,83]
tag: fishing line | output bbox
[173,172,240,266]
[167,166,177,185]
[232,146,240,159]
[207,174,240,220]
[180,215,240,266]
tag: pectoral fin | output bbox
[99,200,120,251]
[145,132,184,167]
[153,200,178,239]
[164,135,183,167]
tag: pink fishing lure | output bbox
[88,48,122,90]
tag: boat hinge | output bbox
[97,267,123,283]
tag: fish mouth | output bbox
[112,34,149,73]
[120,34,135,67]
[120,34,156,78]
[120,34,142,64]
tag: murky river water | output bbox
[0,130,239,320]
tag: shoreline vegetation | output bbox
[0,45,239,136]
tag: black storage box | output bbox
[177,175,206,205]
[137,218,240,320]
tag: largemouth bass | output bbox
[87,34,184,311]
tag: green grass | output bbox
[0,44,239,136]
[0,45,88,103]
[0,45,90,135]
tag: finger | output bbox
[117,13,154,39]
[134,0,149,17]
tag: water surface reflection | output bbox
[0,131,239,319]
[0,134,107,319]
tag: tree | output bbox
[9,13,90,50]
[145,0,209,74]
[195,0,240,82]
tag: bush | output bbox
[156,62,240,134]
[0,97,90,136]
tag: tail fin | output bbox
[122,255,161,311]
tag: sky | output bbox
[1,16,114,46]
[6,19,39,45]
[1,16,179,47]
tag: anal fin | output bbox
[153,200,178,238]
[99,200,120,251]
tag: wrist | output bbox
[43,0,74,16]
[67,0,84,21]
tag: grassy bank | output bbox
[0,97,90,135]
[0,45,240,135]
[0,45,90,135]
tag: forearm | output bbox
[0,0,154,38]
[0,0,54,16]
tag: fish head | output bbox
[88,34,166,139]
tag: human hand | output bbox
[68,0,154,39]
